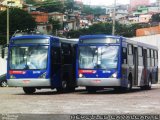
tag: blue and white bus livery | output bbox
[76,35,158,92]
[7,34,78,94]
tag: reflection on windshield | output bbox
[10,46,48,70]
[79,46,119,69]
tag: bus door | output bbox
[143,49,147,85]
[134,47,138,85]
[61,43,74,87]
[50,47,61,88]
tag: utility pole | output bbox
[7,6,9,44]
[112,0,116,35]
[6,1,15,44]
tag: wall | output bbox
[136,26,160,37]
[0,45,7,76]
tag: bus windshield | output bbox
[79,46,119,69]
[9,46,48,70]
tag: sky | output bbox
[81,0,157,6]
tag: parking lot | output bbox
[0,84,160,115]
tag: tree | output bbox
[0,8,36,44]
[82,5,106,15]
[66,22,144,38]
[151,13,160,22]
[25,0,36,4]
[49,18,62,35]
[65,0,74,13]
[36,0,64,13]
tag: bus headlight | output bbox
[79,73,83,78]
[79,73,85,78]
[39,72,47,78]
[111,73,117,78]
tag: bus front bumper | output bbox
[77,78,121,87]
[7,79,51,87]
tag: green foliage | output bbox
[25,0,36,4]
[151,13,160,22]
[49,18,62,34]
[36,0,65,13]
[67,22,144,38]
[82,5,106,15]
[0,8,36,44]
[65,0,74,13]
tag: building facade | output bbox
[130,0,150,11]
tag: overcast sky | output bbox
[81,0,157,6]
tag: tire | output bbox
[127,79,132,91]
[56,80,68,93]
[86,87,97,93]
[141,77,152,90]
[23,87,36,94]
[114,87,123,92]
[146,78,152,90]
[56,80,76,93]
[0,80,7,87]
[68,87,75,92]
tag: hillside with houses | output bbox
[0,0,160,37]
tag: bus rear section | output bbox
[7,34,78,94]
[77,35,122,92]
[76,35,158,93]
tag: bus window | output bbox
[122,47,127,64]
[147,49,150,67]
[61,43,72,64]
[154,50,158,66]
[151,49,154,67]
[128,45,133,55]
[51,47,61,64]
[128,44,133,65]
[138,47,143,66]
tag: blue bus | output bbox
[76,35,158,92]
[6,34,78,94]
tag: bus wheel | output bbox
[114,87,123,92]
[0,80,7,87]
[23,87,36,94]
[68,87,75,92]
[126,79,132,91]
[146,78,152,90]
[86,87,97,93]
[56,80,68,93]
[141,77,152,90]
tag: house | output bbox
[30,11,52,34]
[48,12,67,23]
[133,6,148,16]
[0,4,6,11]
[128,16,139,24]
[139,14,152,23]
[1,0,24,8]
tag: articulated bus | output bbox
[7,34,78,94]
[77,35,158,92]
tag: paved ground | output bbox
[0,84,160,115]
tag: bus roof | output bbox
[10,34,79,45]
[59,38,78,44]
[125,38,158,50]
[80,34,121,40]
[11,34,53,40]
[79,35,158,50]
